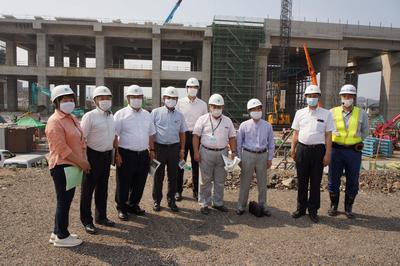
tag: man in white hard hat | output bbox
[114,85,156,220]
[175,77,208,201]
[151,86,187,212]
[290,85,335,223]
[80,86,116,234]
[236,98,275,216]
[193,93,237,215]
[328,84,369,219]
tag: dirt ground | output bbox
[1,168,400,266]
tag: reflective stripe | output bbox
[332,106,362,145]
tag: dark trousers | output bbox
[51,164,75,239]
[80,147,111,225]
[328,147,362,197]
[295,143,326,214]
[115,148,150,212]
[177,131,199,194]
[152,143,180,204]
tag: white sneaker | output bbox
[49,233,78,244]
[53,235,83,247]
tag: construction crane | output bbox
[303,43,317,85]
[164,0,183,25]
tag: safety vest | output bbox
[332,106,362,145]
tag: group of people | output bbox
[45,77,368,248]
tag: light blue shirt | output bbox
[151,106,187,144]
[237,119,275,160]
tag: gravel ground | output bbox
[1,168,400,266]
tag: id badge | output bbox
[209,135,217,143]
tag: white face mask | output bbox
[165,98,177,108]
[187,88,198,97]
[341,98,354,108]
[98,100,112,111]
[59,102,75,114]
[306,97,319,107]
[211,108,223,118]
[250,111,262,120]
[130,98,142,109]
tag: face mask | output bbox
[165,99,177,108]
[306,97,318,107]
[60,102,75,114]
[211,108,222,117]
[130,98,142,109]
[250,111,262,120]
[98,100,112,111]
[187,88,198,97]
[341,98,354,108]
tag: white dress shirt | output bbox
[176,97,208,131]
[81,108,115,152]
[114,106,156,151]
[291,107,335,145]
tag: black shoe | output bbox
[118,211,128,221]
[200,207,210,215]
[263,209,271,217]
[128,205,146,216]
[236,209,245,215]
[309,213,319,223]
[153,202,161,212]
[175,193,183,202]
[292,209,306,218]
[328,192,339,217]
[168,202,179,212]
[193,191,198,201]
[212,205,229,212]
[84,223,97,234]
[96,218,115,227]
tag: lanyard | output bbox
[209,114,222,136]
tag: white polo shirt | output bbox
[291,107,335,145]
[193,113,236,149]
[114,107,156,151]
[81,108,116,152]
[176,97,208,131]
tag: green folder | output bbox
[64,166,83,191]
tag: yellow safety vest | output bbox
[332,106,362,145]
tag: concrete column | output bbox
[54,39,64,67]
[79,84,86,108]
[0,82,5,110]
[69,50,78,67]
[201,28,212,102]
[380,52,400,120]
[95,36,105,86]
[256,44,271,118]
[317,50,348,109]
[78,49,86,68]
[152,26,161,108]
[36,33,49,109]
[6,77,17,111]
[6,40,17,66]
[345,71,358,88]
[28,49,37,66]
[37,76,48,108]
[105,40,113,68]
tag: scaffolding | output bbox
[211,17,265,122]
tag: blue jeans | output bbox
[328,147,362,197]
[51,165,75,239]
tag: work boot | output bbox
[344,194,356,219]
[328,192,340,217]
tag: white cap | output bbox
[92,86,112,99]
[126,85,143,96]
[339,84,357,95]
[208,93,224,106]
[186,77,200,87]
[163,86,178,97]
[304,85,321,95]
[247,98,262,110]
[51,85,75,102]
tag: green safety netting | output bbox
[16,116,45,128]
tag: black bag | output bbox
[249,201,263,217]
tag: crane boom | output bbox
[164,0,183,25]
[303,43,318,85]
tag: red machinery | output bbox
[373,112,400,148]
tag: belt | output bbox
[333,142,363,151]
[156,142,179,147]
[298,142,325,148]
[87,147,112,155]
[119,147,148,155]
[243,147,267,154]
[201,145,225,151]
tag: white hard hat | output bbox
[126,85,143,96]
[92,86,112,99]
[186,77,200,87]
[339,84,357,95]
[208,93,224,106]
[51,85,75,102]
[304,85,321,95]
[247,98,262,110]
[163,86,178,97]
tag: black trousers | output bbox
[115,148,150,212]
[51,164,75,239]
[295,143,326,214]
[80,147,112,225]
[152,143,180,204]
[177,131,199,194]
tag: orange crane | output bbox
[303,43,323,107]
